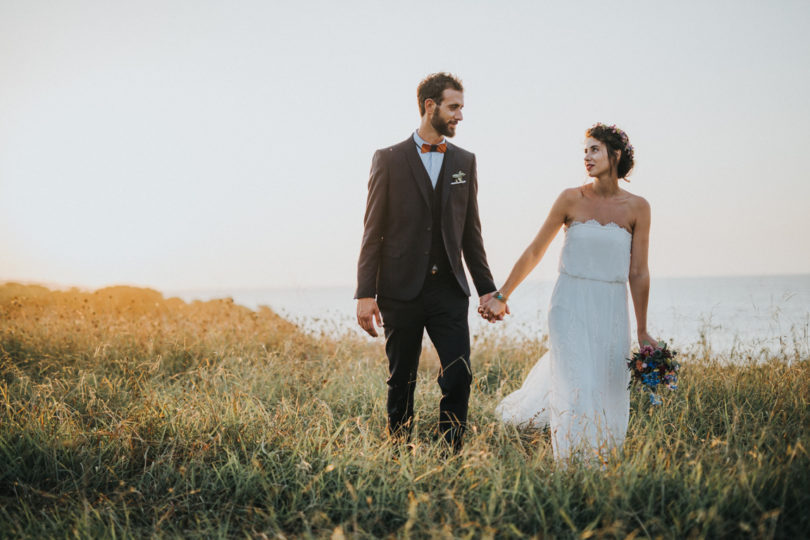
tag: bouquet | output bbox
[627,342,679,405]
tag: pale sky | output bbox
[2,0,809,292]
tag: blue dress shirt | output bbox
[413,131,446,188]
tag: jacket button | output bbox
[426,226,431,231]
[424,251,429,255]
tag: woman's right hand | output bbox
[480,297,508,322]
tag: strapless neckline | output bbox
[567,219,632,237]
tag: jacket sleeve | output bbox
[355,149,389,299]
[461,154,497,297]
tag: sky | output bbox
[2,0,809,292]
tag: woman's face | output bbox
[584,137,613,178]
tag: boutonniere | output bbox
[450,171,467,185]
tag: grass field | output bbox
[1,283,808,538]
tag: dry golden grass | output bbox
[0,283,808,538]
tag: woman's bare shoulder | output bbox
[623,189,650,210]
[623,191,651,227]
[558,185,587,202]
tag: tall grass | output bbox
[1,283,807,538]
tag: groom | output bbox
[355,72,504,451]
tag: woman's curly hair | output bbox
[586,123,635,179]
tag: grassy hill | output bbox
[1,283,807,538]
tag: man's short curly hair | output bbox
[417,73,464,116]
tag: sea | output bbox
[167,274,810,358]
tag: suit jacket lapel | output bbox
[441,144,457,212]
[402,139,432,208]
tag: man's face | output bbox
[429,89,464,138]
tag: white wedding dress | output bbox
[496,219,632,461]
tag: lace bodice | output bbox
[559,220,632,284]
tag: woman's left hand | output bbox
[638,331,657,347]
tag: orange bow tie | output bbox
[420,143,447,153]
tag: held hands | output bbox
[356,298,382,337]
[478,291,510,323]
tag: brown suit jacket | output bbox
[355,136,496,301]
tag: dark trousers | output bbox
[377,272,471,450]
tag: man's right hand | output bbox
[356,298,383,337]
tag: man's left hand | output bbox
[478,291,509,322]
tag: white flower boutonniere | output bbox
[450,171,467,185]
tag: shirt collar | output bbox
[413,130,446,149]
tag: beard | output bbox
[431,108,456,138]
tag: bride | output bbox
[481,123,656,462]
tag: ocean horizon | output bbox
[165,274,810,358]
